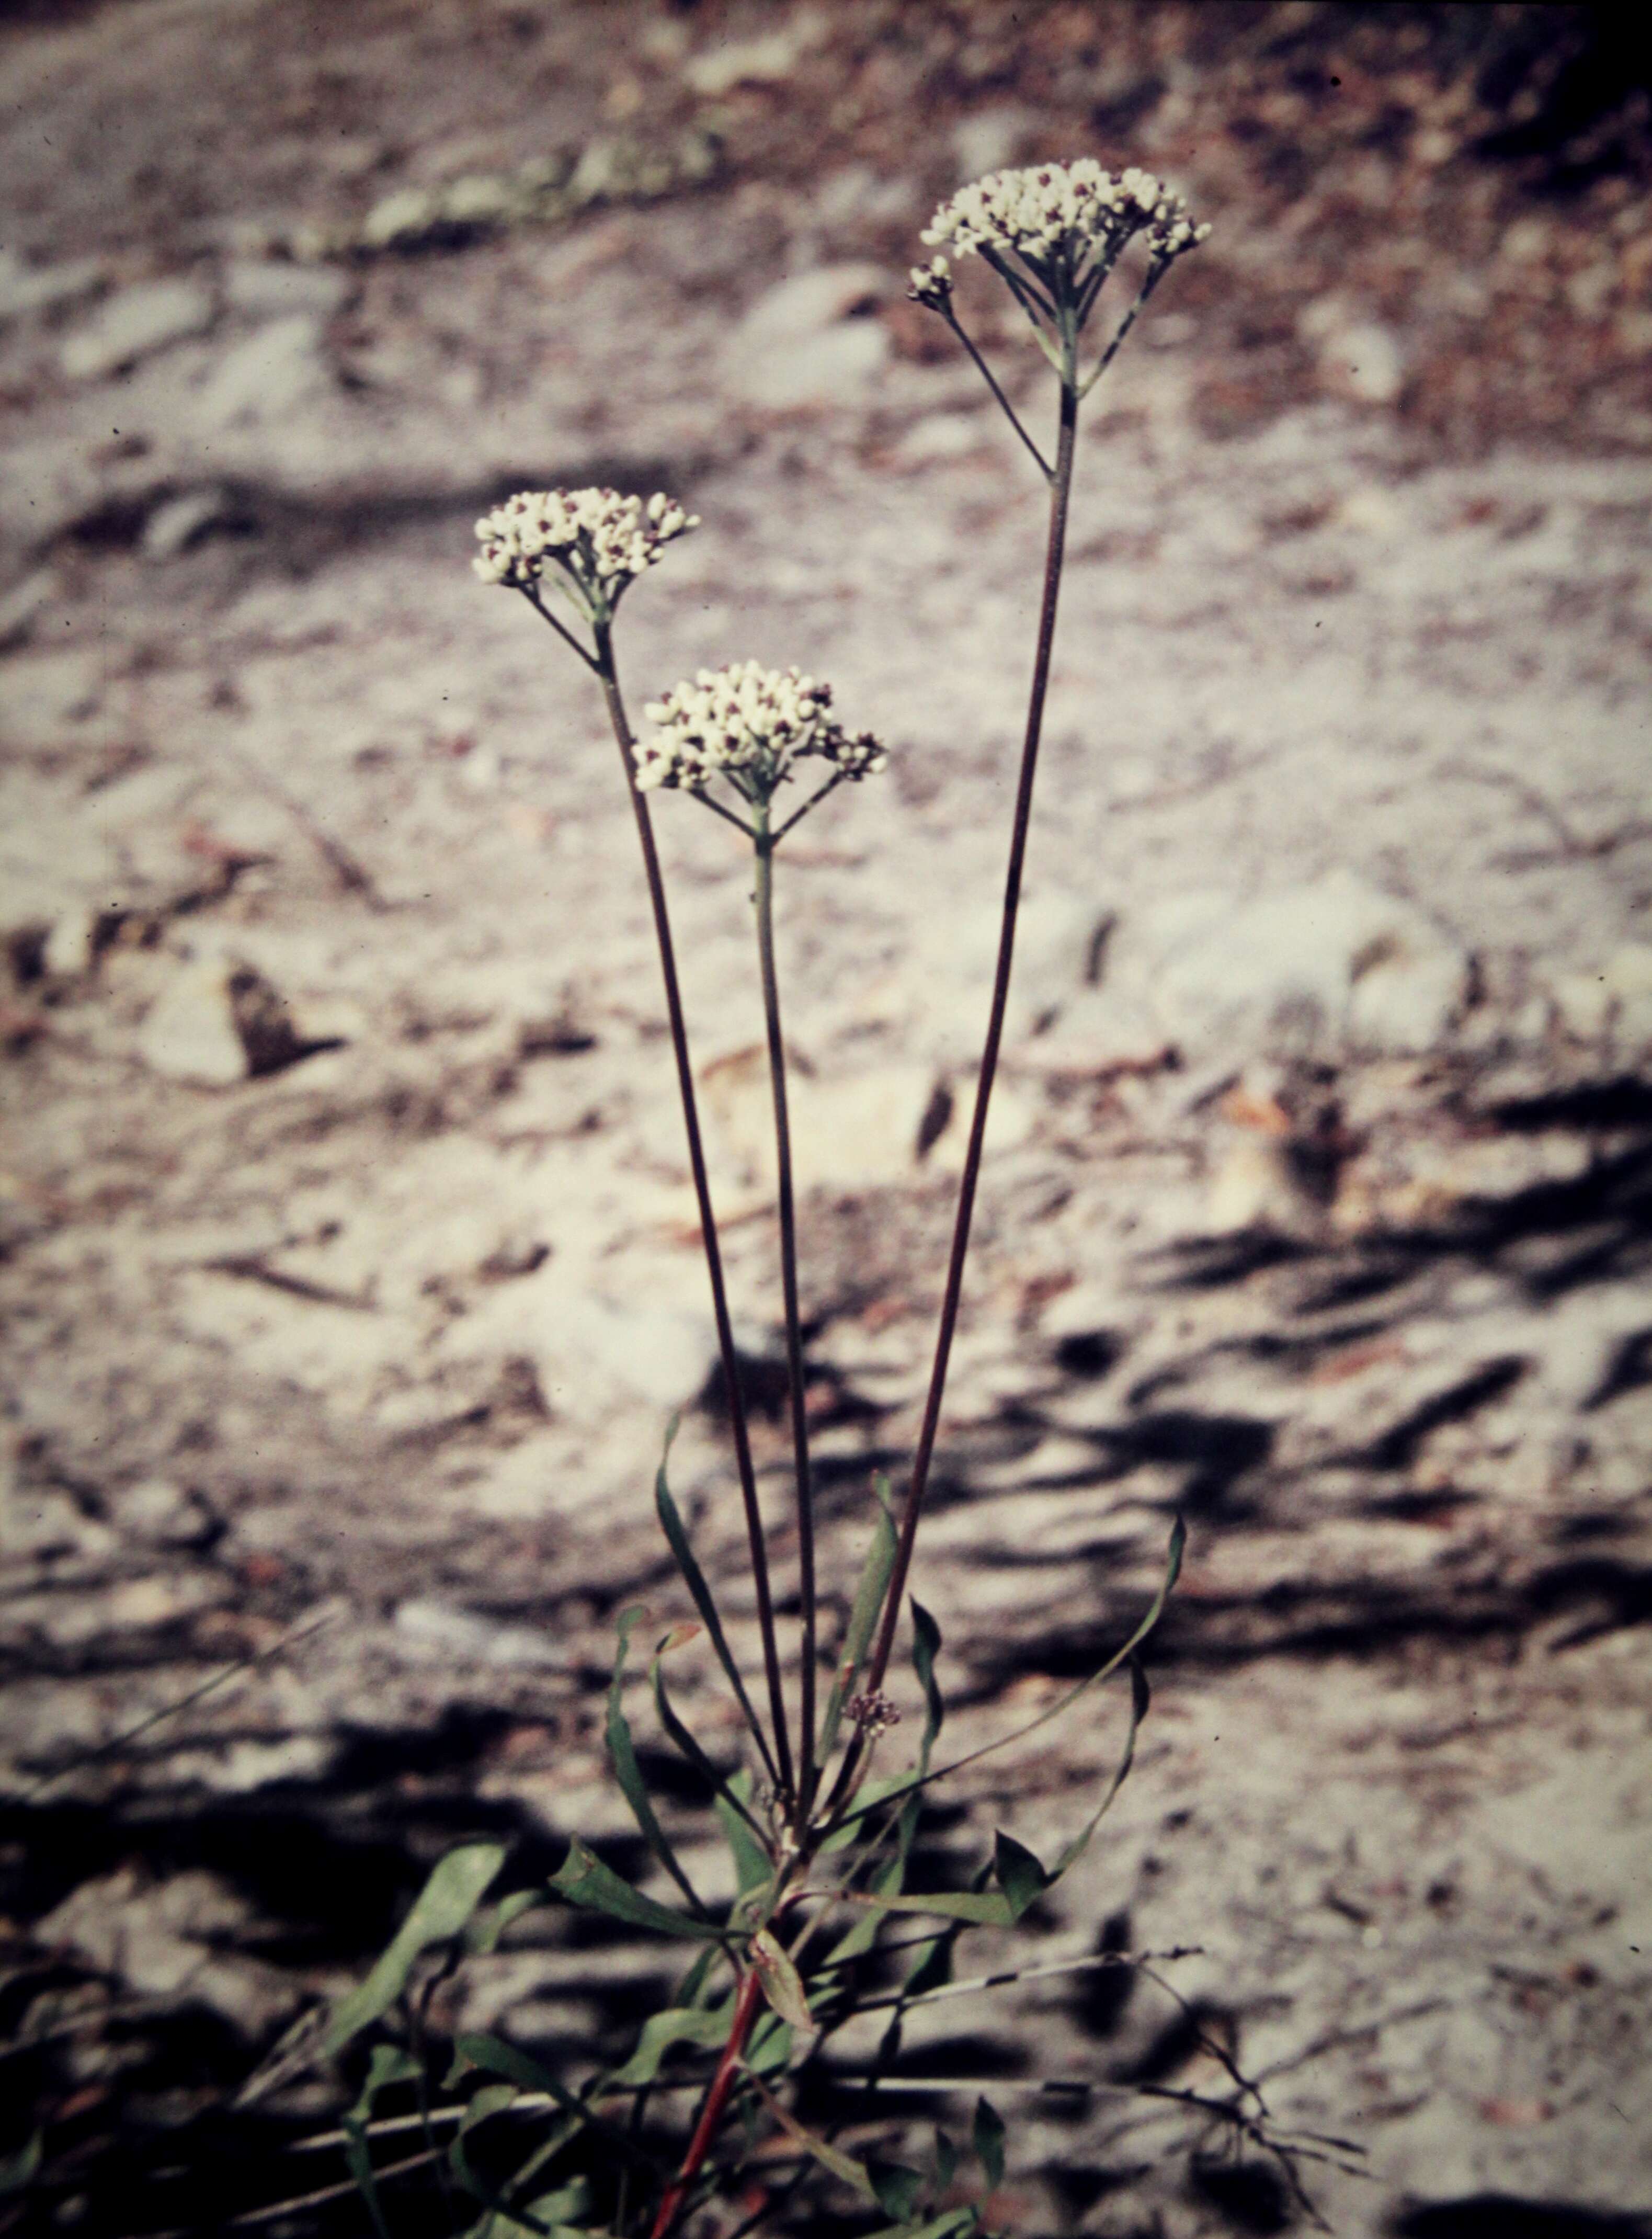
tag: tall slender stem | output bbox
[647,1966,764,2239]
[864,370,1081,1704]
[751,806,818,1813]
[594,623,794,1806]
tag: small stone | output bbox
[683,11,824,96]
[0,249,108,321]
[1318,320,1405,406]
[141,487,233,562]
[0,1481,114,1562]
[728,263,890,410]
[1110,869,1468,1063]
[109,1477,217,1547]
[223,259,350,318]
[198,315,332,429]
[60,278,214,380]
[38,1869,299,2036]
[41,903,104,979]
[1206,1136,1320,1234]
[951,105,1034,180]
[394,1597,566,1668]
[139,956,304,1087]
[1550,969,1613,1042]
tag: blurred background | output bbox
[2,5,1650,2236]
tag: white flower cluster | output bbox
[634,662,887,805]
[472,486,698,601]
[922,160,1209,278]
[907,254,953,309]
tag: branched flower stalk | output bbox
[292,158,1249,2239]
[472,491,796,1804]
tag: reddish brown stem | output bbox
[648,1967,765,2239]
[863,374,1080,1706]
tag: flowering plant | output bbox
[256,155,1340,2239]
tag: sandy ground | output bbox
[2,4,1650,2235]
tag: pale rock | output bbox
[683,8,824,96]
[559,1295,718,1411]
[0,651,100,743]
[394,1596,567,1668]
[41,902,103,979]
[951,105,1033,180]
[223,259,350,319]
[1335,485,1408,538]
[0,248,107,321]
[141,487,233,561]
[1206,1135,1321,1235]
[9,1569,230,1649]
[139,957,302,1086]
[108,1477,217,1547]
[198,314,332,428]
[700,1048,1031,1192]
[1346,934,1466,1055]
[891,412,989,470]
[1110,869,1467,1061]
[61,278,214,380]
[1305,305,1405,406]
[1550,968,1613,1041]
[39,1868,299,2036]
[728,263,890,410]
[0,1482,115,1562]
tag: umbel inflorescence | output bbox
[635,661,887,812]
[472,486,698,618]
[909,160,1209,377]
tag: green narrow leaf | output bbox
[342,2044,423,2239]
[607,1606,706,1917]
[549,1837,724,1940]
[841,1888,1016,1926]
[910,1600,945,1763]
[744,2075,873,2197]
[869,2160,925,2222]
[746,2012,794,2076]
[993,1831,1049,1923]
[846,1517,1182,1830]
[466,1888,541,1956]
[863,2213,978,2239]
[933,2129,959,2193]
[750,1928,815,2035]
[323,1843,505,2056]
[972,2097,1006,2190]
[450,2082,522,2210]
[608,2002,733,2088]
[650,1647,772,1854]
[654,1430,772,1768]
[449,2036,607,2150]
[672,1941,721,2010]
[815,1477,898,1768]
[1050,1654,1152,1883]
[715,1782,773,1900]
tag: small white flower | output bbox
[907,254,953,310]
[634,661,887,808]
[472,485,699,609]
[921,158,1209,293]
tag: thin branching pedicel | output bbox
[472,487,797,1804]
